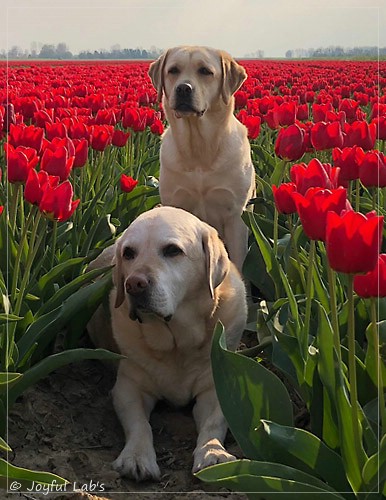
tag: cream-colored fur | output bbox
[88,206,247,481]
[149,46,255,272]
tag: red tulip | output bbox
[5,143,39,183]
[40,145,74,181]
[33,109,54,128]
[272,183,297,214]
[238,112,261,140]
[122,108,147,132]
[343,121,376,150]
[358,150,386,188]
[292,187,348,241]
[310,121,344,151]
[8,124,44,153]
[274,123,306,161]
[296,104,309,121]
[312,102,333,122]
[45,121,68,141]
[326,210,383,274]
[90,125,113,151]
[290,158,340,195]
[234,91,248,109]
[69,121,90,141]
[372,116,386,141]
[25,169,60,206]
[354,254,386,298]
[338,99,359,124]
[120,174,138,193]
[332,146,365,182]
[95,109,117,126]
[39,180,80,221]
[274,101,296,126]
[73,139,89,168]
[0,206,3,216]
[112,129,130,147]
[150,118,164,136]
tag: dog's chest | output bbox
[160,168,239,225]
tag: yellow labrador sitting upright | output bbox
[91,206,247,481]
[149,46,255,272]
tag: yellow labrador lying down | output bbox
[88,206,247,481]
[149,46,256,272]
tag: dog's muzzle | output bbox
[173,83,204,117]
[125,274,172,323]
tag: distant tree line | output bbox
[285,46,386,59]
[0,43,162,60]
[1,43,386,60]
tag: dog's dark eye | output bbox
[123,247,135,260]
[198,67,213,76]
[168,66,180,75]
[163,244,183,257]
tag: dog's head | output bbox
[149,45,247,118]
[113,206,230,323]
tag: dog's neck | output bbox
[163,100,235,169]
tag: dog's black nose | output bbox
[126,273,149,296]
[176,82,193,96]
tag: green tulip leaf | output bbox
[0,458,68,491]
[211,322,293,460]
[362,435,386,492]
[0,372,22,394]
[317,303,367,492]
[196,459,345,499]
[37,257,85,295]
[255,420,351,492]
[7,348,123,407]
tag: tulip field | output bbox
[1,58,386,497]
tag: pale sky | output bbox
[1,0,385,58]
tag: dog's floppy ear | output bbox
[220,51,247,105]
[149,49,170,102]
[202,227,230,299]
[113,241,125,309]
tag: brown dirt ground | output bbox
[5,350,248,500]
[5,329,307,500]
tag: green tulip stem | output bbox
[273,207,279,256]
[347,274,362,459]
[303,239,316,359]
[50,220,58,269]
[6,211,43,369]
[370,297,386,437]
[288,216,306,291]
[13,211,43,317]
[9,183,21,234]
[326,261,341,363]
[355,179,360,212]
[10,205,38,303]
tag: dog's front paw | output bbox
[113,444,161,481]
[192,439,237,473]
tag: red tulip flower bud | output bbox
[359,150,386,188]
[311,121,344,151]
[41,145,74,181]
[290,158,340,195]
[112,129,130,147]
[272,183,297,214]
[274,123,306,161]
[326,210,384,274]
[292,187,348,241]
[5,143,39,183]
[39,180,80,222]
[354,254,386,298]
[120,174,138,193]
[332,146,365,182]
